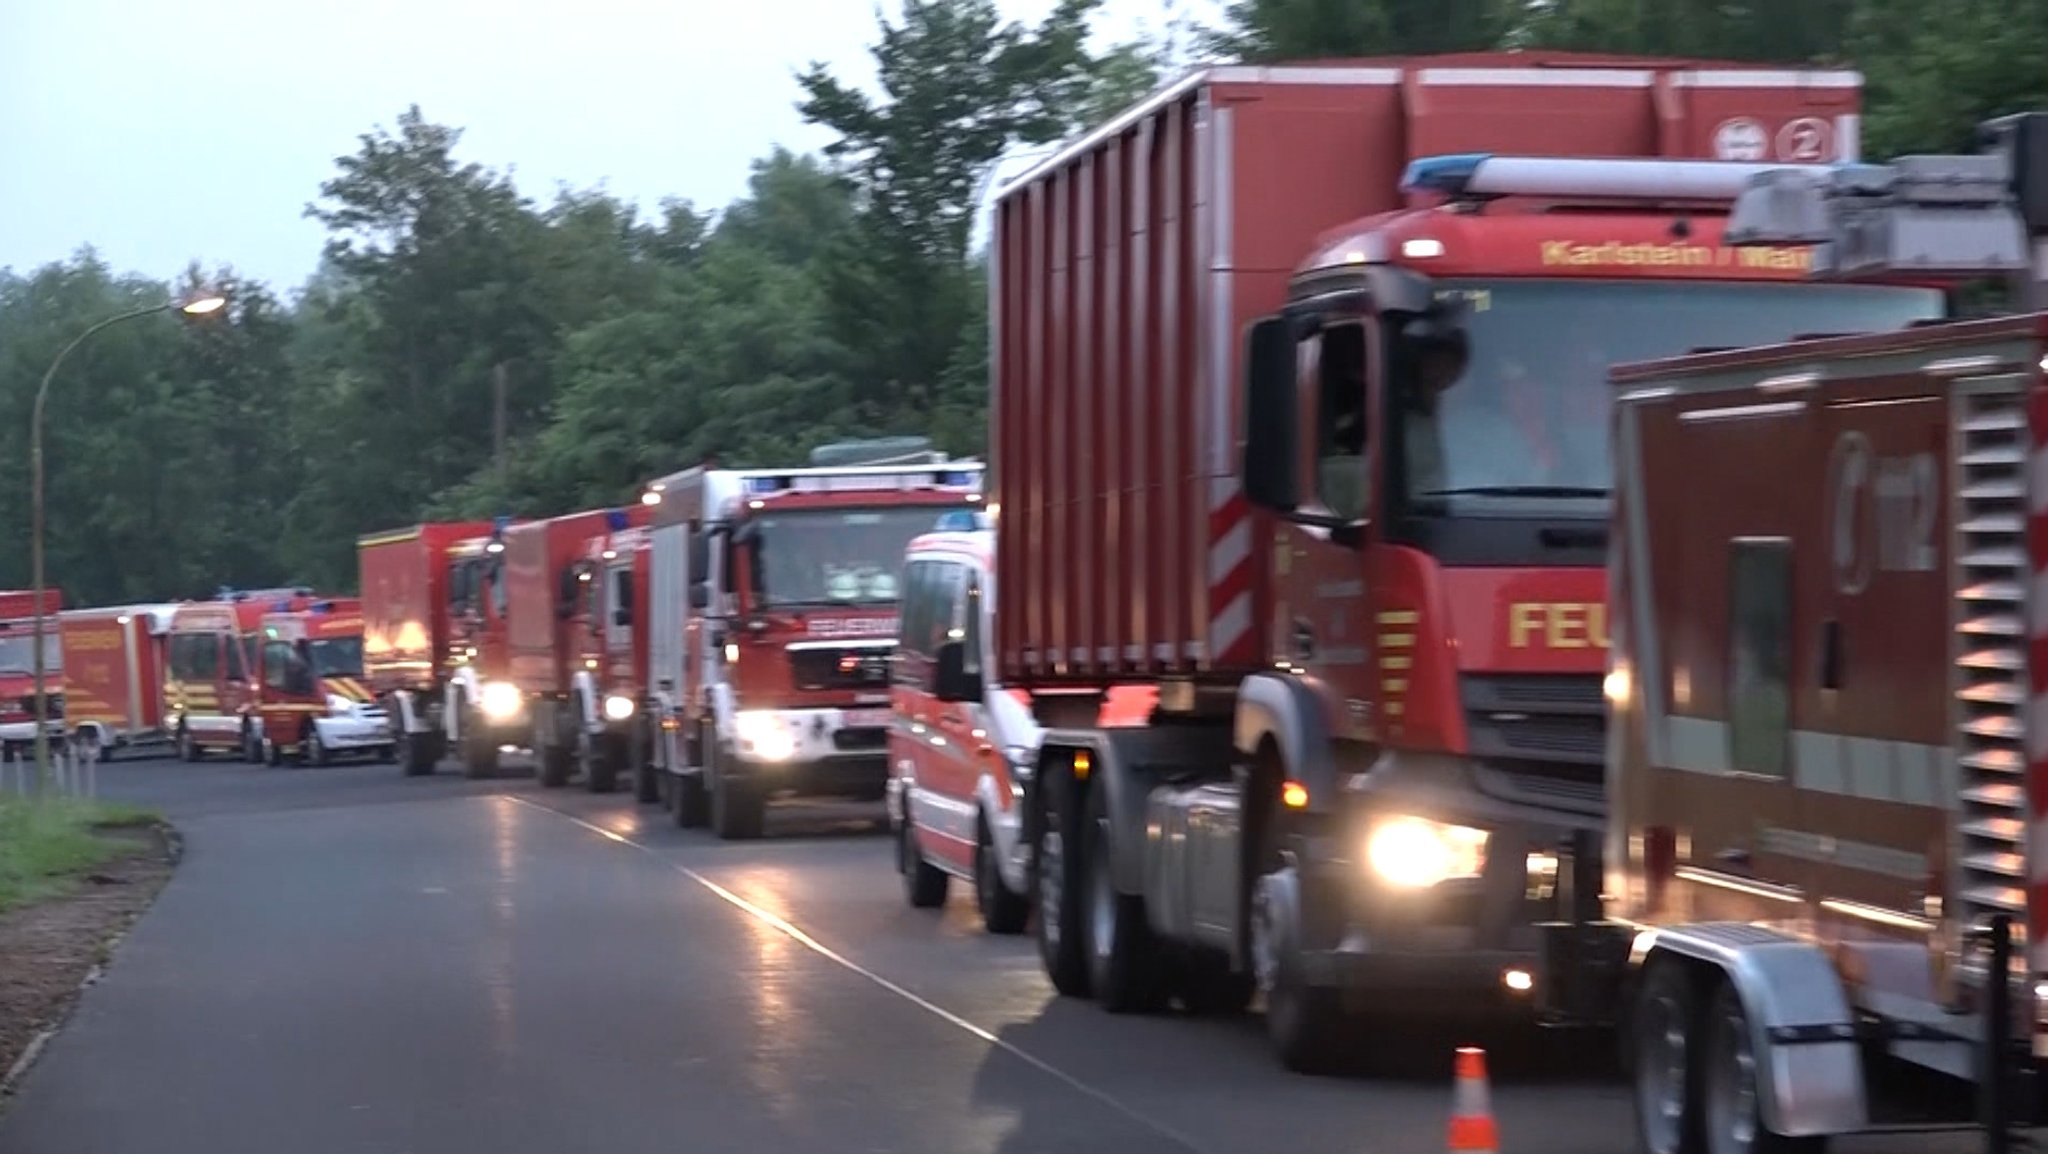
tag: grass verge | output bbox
[0,797,161,915]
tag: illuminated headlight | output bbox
[327,693,356,716]
[478,680,523,721]
[1365,816,1488,888]
[734,710,796,762]
[602,694,635,722]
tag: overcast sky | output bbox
[0,0,1221,296]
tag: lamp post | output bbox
[29,291,227,795]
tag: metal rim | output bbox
[1634,985,1690,1154]
[1088,822,1116,964]
[1249,871,1284,994]
[1705,995,1760,1154]
[1038,828,1065,951]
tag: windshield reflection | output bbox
[752,508,953,607]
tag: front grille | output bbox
[832,727,888,752]
[1461,674,1603,769]
[789,647,893,692]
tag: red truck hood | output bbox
[1439,567,1607,675]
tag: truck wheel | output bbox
[670,771,708,828]
[537,723,572,788]
[399,729,437,777]
[462,711,499,779]
[242,726,264,765]
[1632,960,1706,1154]
[1699,980,1820,1154]
[307,723,331,768]
[178,727,200,763]
[1252,863,1348,1074]
[1033,767,1091,997]
[633,722,660,805]
[580,729,618,794]
[709,752,764,840]
[266,736,283,767]
[900,817,948,908]
[975,817,1029,935]
[1085,786,1166,1013]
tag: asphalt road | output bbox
[0,754,1979,1154]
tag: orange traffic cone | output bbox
[1447,1047,1500,1153]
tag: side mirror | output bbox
[689,582,710,610]
[612,605,632,627]
[933,639,982,704]
[1242,316,1300,512]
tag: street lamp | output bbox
[28,289,227,794]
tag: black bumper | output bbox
[1302,944,1543,1017]
[734,755,888,799]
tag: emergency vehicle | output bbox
[165,589,314,761]
[58,603,177,761]
[0,590,64,757]
[889,514,1158,932]
[252,597,394,765]
[501,506,637,789]
[359,519,522,777]
[989,56,1941,1072]
[564,517,654,799]
[637,457,985,840]
[1535,119,2048,1152]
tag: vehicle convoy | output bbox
[987,52,1946,1071]
[359,519,523,777]
[58,603,178,761]
[889,515,1162,933]
[502,505,645,790]
[1537,119,2048,1152]
[0,590,64,758]
[251,597,394,766]
[636,448,985,840]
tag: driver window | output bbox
[223,633,248,682]
[263,641,294,692]
[1313,322,1371,522]
[487,561,507,618]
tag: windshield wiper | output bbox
[1418,485,1610,499]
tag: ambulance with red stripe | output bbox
[890,514,1158,933]
[638,455,985,840]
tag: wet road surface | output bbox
[0,755,1978,1154]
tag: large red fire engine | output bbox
[636,455,985,839]
[164,588,315,761]
[563,516,655,799]
[359,519,525,776]
[1538,119,2048,1151]
[501,506,639,789]
[0,590,64,759]
[987,54,1941,1072]
[60,603,178,761]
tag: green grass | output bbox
[0,797,161,914]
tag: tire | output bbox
[633,721,660,805]
[1250,800,1349,1074]
[1700,981,1824,1154]
[463,728,500,780]
[670,771,708,828]
[178,727,200,763]
[1633,960,1706,1154]
[266,736,283,767]
[242,725,264,765]
[581,729,619,794]
[974,818,1029,935]
[400,728,437,777]
[1033,766,1091,997]
[708,743,764,840]
[1084,785,1165,1013]
[375,744,397,765]
[900,817,948,908]
[537,717,572,788]
[307,723,331,768]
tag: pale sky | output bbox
[0,0,1222,296]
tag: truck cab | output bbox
[559,512,653,795]
[641,458,986,840]
[0,590,65,757]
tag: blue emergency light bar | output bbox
[932,511,983,531]
[271,599,293,612]
[311,600,334,614]
[938,470,978,487]
[744,476,787,495]
[605,508,630,533]
[1400,153,1809,203]
[492,514,512,536]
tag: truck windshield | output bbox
[751,507,949,606]
[0,634,59,675]
[1388,279,1945,513]
[307,637,364,678]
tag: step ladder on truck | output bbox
[1539,114,2048,1153]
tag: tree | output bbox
[1203,0,1513,61]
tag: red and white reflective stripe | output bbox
[2026,387,2048,969]
[1208,477,1255,666]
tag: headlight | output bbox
[478,681,523,721]
[734,710,795,762]
[327,693,355,716]
[1365,816,1488,889]
[603,694,635,721]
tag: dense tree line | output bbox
[0,0,2039,603]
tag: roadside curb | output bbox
[0,820,179,1103]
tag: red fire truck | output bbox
[251,597,394,765]
[359,519,525,777]
[562,516,655,798]
[165,589,315,761]
[501,506,638,789]
[988,54,1942,1071]
[1537,121,2048,1151]
[0,590,65,759]
[59,603,177,761]
[637,456,985,839]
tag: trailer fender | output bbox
[1634,923,1869,1137]
[1232,672,1340,811]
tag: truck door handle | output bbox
[940,711,964,725]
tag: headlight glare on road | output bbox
[1365,816,1488,889]
[603,694,635,722]
[479,681,523,721]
